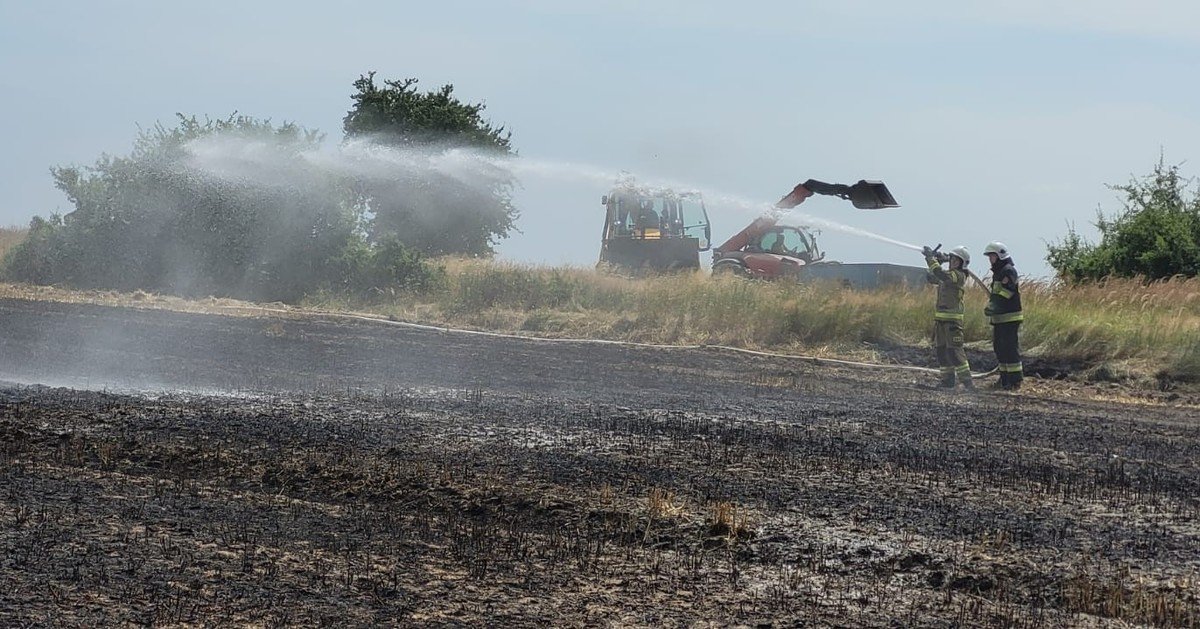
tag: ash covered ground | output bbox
[1,298,1198,626]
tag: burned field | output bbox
[1,299,1199,626]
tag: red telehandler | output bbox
[711,180,929,289]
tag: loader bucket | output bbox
[848,180,899,209]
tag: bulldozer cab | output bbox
[599,182,711,271]
[603,188,710,248]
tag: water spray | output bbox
[181,134,925,256]
[780,210,924,252]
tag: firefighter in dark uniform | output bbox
[983,241,1023,390]
[923,245,975,390]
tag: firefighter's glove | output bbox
[983,305,995,317]
[921,245,936,258]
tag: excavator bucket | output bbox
[778,179,900,210]
[847,180,899,210]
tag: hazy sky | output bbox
[3,0,1199,277]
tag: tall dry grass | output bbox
[306,258,1200,380]
[310,258,961,351]
[1023,277,1200,365]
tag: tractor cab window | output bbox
[609,194,631,232]
[678,196,710,250]
[761,233,786,254]
[759,229,811,258]
[789,229,813,256]
[610,192,651,233]
[605,189,710,250]
[636,198,660,229]
[660,199,680,228]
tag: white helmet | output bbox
[983,241,1010,260]
[948,245,970,266]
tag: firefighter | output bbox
[922,245,974,390]
[983,242,1023,390]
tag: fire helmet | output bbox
[983,241,1010,260]
[948,245,971,266]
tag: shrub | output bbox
[1,115,378,302]
[334,235,441,295]
[1048,158,1200,281]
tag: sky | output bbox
[2,0,1199,278]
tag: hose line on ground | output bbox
[227,306,999,380]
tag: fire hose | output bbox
[225,306,999,379]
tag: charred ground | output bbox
[1,298,1198,626]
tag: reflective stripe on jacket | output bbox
[926,257,965,321]
[987,259,1023,324]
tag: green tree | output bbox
[343,73,517,256]
[1047,158,1200,281]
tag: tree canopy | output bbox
[343,73,517,256]
[345,75,512,150]
[1047,158,1200,282]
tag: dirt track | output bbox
[2,297,1199,626]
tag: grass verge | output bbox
[305,258,1200,385]
[1,252,1196,388]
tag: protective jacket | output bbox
[986,258,1023,324]
[926,257,966,321]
